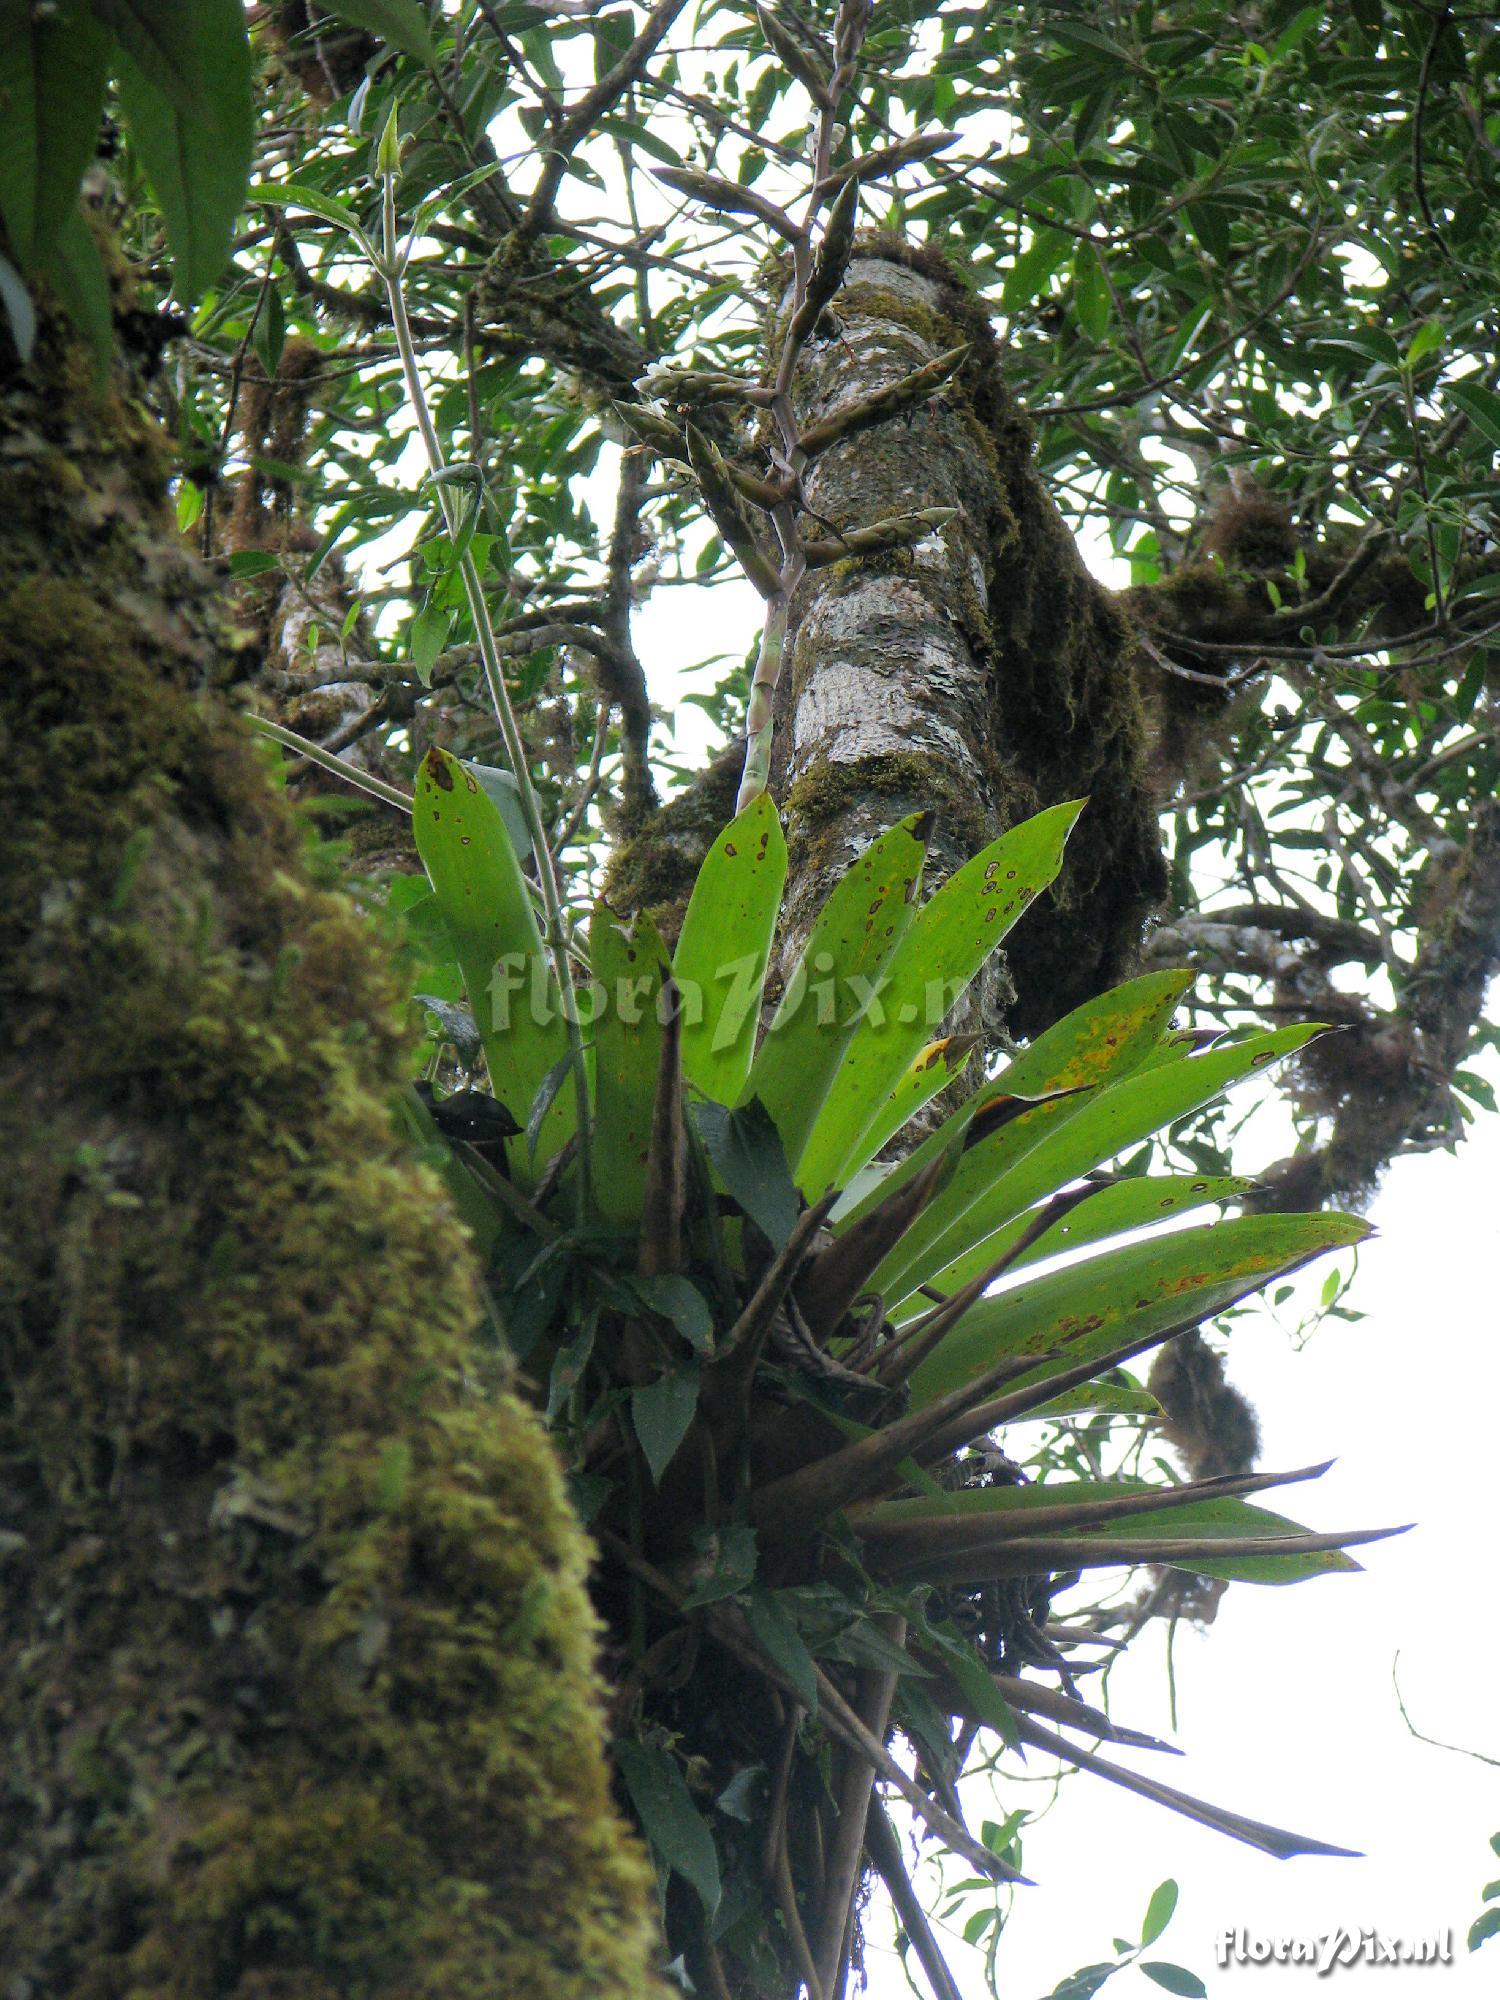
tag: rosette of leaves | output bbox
[401,745,1391,1998]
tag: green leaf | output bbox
[406,604,451,685]
[906,1210,1370,1410]
[591,906,669,1224]
[1001,225,1069,313]
[251,180,372,249]
[919,1173,1251,1305]
[1318,326,1401,370]
[693,1097,799,1250]
[875,1024,1322,1310]
[1404,318,1443,370]
[0,0,111,270]
[680,1523,757,1606]
[1021,1380,1161,1421]
[631,1367,700,1485]
[91,0,203,104]
[412,746,571,1180]
[833,969,1191,1234]
[1141,1880,1179,1948]
[637,1274,715,1354]
[114,0,253,300]
[176,480,204,533]
[1186,200,1230,262]
[1470,1908,1500,1952]
[1074,244,1110,339]
[1140,1964,1206,1998]
[228,549,283,579]
[1001,970,1197,1095]
[1047,1963,1121,2000]
[746,812,930,1174]
[614,1738,721,1916]
[742,1588,819,1714]
[318,0,435,62]
[1448,379,1500,453]
[798,802,1082,1195]
[672,792,787,1107]
[922,1624,1019,1745]
[842,1036,973,1177]
[462,762,532,860]
[44,207,113,384]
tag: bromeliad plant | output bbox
[403,749,1389,2000]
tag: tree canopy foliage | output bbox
[3,1,1499,1996]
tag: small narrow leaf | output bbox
[0,252,36,364]
[637,1274,715,1353]
[1448,379,1500,452]
[408,604,451,685]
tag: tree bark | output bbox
[0,296,662,1996]
[770,241,1166,1041]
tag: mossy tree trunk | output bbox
[0,301,662,1996]
[771,245,1166,1042]
[611,248,1166,1053]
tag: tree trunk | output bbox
[771,241,1166,1041]
[0,296,661,1996]
[609,244,1166,1059]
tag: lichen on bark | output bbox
[0,304,662,1997]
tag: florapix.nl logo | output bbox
[486,949,968,1044]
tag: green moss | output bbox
[0,303,662,1997]
[786,751,990,871]
[602,745,741,938]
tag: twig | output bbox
[378,137,593,1216]
[247,714,413,813]
[813,1614,905,1998]
[865,1801,965,2000]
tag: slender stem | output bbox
[813,1614,903,2000]
[248,713,414,813]
[379,167,592,1213]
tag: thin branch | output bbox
[865,1801,965,2000]
[247,714,413,813]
